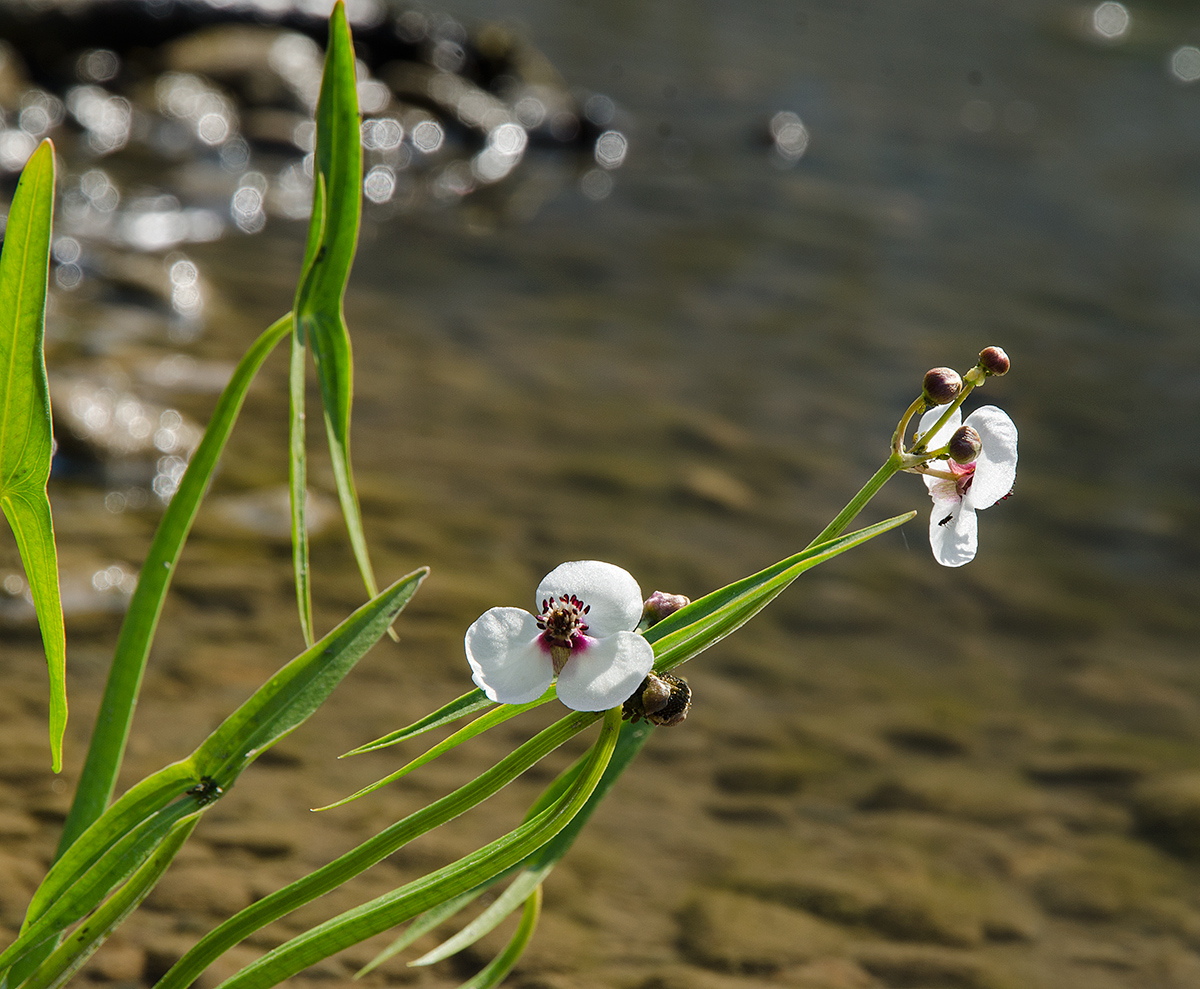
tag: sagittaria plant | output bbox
[0,6,1017,989]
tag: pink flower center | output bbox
[536,594,591,674]
[948,459,975,497]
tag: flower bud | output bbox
[922,367,963,406]
[978,346,1010,376]
[640,590,690,629]
[948,424,982,464]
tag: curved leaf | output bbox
[57,313,292,856]
[154,707,602,989]
[0,138,63,772]
[6,571,425,976]
[316,697,545,811]
[454,885,542,989]
[290,0,384,635]
[211,708,623,989]
[341,688,499,756]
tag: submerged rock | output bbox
[1132,772,1200,859]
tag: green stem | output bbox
[804,451,905,549]
[57,314,292,858]
[911,379,978,454]
[891,396,926,456]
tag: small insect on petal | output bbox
[938,513,954,527]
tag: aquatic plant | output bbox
[0,5,1017,989]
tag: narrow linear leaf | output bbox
[353,887,486,979]
[410,864,552,967]
[0,138,63,772]
[14,570,423,973]
[646,513,914,671]
[57,313,292,857]
[289,170,326,647]
[316,697,547,811]
[340,688,499,756]
[6,796,199,974]
[155,708,602,989]
[19,819,198,989]
[210,708,623,989]
[190,568,426,781]
[289,298,314,645]
[454,885,542,989]
[292,1,384,617]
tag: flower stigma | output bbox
[536,593,591,674]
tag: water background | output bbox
[7,1,1200,985]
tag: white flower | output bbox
[917,405,1018,567]
[465,560,655,711]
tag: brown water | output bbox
[4,1,1200,987]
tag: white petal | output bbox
[916,406,962,459]
[963,406,1018,509]
[465,608,553,705]
[554,631,655,712]
[928,501,978,567]
[535,560,643,638]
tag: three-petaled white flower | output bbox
[918,405,1018,567]
[465,560,655,711]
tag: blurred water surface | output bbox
[6,1,1200,986]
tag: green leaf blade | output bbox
[210,709,623,989]
[317,699,545,811]
[57,313,292,857]
[646,513,915,672]
[341,688,499,756]
[291,1,382,612]
[454,886,542,989]
[191,568,427,781]
[0,138,65,772]
[11,571,424,976]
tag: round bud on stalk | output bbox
[922,367,963,406]
[978,346,1010,376]
[640,590,690,629]
[948,424,982,464]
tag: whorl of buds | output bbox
[922,367,963,406]
[948,424,982,464]
[978,346,1010,376]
